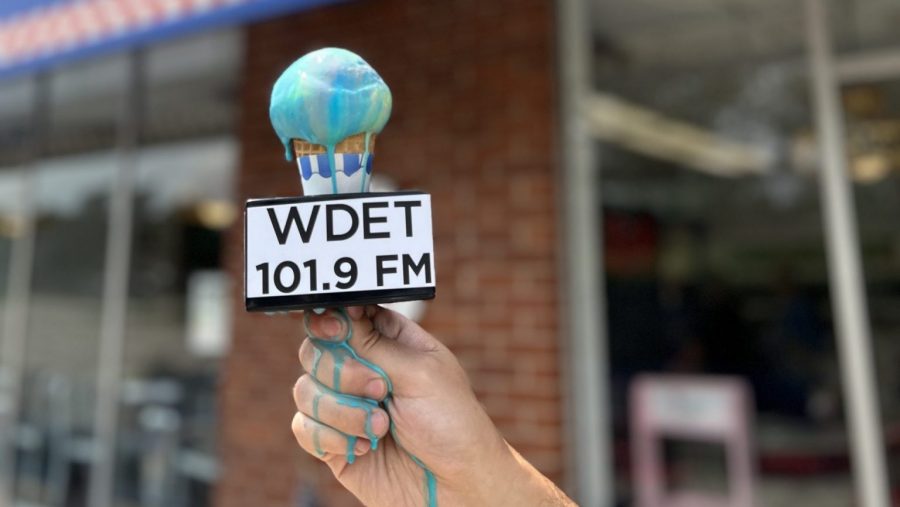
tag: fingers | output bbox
[293,374,390,443]
[370,305,443,353]
[299,338,389,399]
[291,411,370,460]
[304,306,441,386]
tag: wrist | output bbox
[461,440,575,507]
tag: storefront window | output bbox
[18,155,115,503]
[592,1,854,504]
[112,30,240,507]
[14,52,126,503]
[0,28,239,506]
[0,78,31,318]
[115,139,236,507]
[0,78,34,167]
[0,171,24,306]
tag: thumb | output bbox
[304,306,441,389]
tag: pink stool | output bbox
[630,374,755,507]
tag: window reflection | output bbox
[18,154,114,505]
[0,79,34,168]
[593,2,853,504]
[46,57,127,158]
[0,170,26,305]
[113,139,236,506]
[7,28,238,506]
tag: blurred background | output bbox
[0,0,899,506]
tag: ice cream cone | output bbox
[292,132,377,157]
[292,133,377,196]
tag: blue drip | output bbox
[346,435,358,464]
[268,48,392,162]
[386,398,437,507]
[359,132,372,192]
[309,372,382,450]
[312,346,322,378]
[306,308,437,506]
[364,407,377,449]
[326,145,338,194]
[312,392,325,457]
[332,344,347,389]
[424,469,437,505]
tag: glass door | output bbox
[588,1,859,505]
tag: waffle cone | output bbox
[292,133,377,157]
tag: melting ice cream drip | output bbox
[292,133,376,195]
[270,48,390,196]
[274,48,434,505]
[305,309,437,507]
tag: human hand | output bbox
[292,305,575,506]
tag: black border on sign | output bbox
[246,190,428,208]
[246,287,436,312]
[243,191,435,312]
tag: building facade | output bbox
[0,1,569,506]
[2,0,900,506]
[218,1,565,505]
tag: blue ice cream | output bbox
[269,50,436,507]
[269,47,392,161]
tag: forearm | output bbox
[505,445,577,507]
[463,442,576,507]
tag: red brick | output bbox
[217,0,563,505]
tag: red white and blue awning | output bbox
[0,0,337,79]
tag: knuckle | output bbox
[359,328,380,352]
[293,374,314,407]
[415,355,444,385]
[291,412,306,437]
[291,414,315,455]
[298,339,312,367]
[297,373,313,392]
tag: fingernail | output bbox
[371,411,388,433]
[319,316,342,337]
[365,379,386,399]
[354,439,370,455]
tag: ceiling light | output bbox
[584,93,773,177]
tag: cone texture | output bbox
[292,133,377,157]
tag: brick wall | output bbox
[217,0,563,505]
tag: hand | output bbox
[292,305,576,506]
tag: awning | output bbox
[0,0,339,79]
